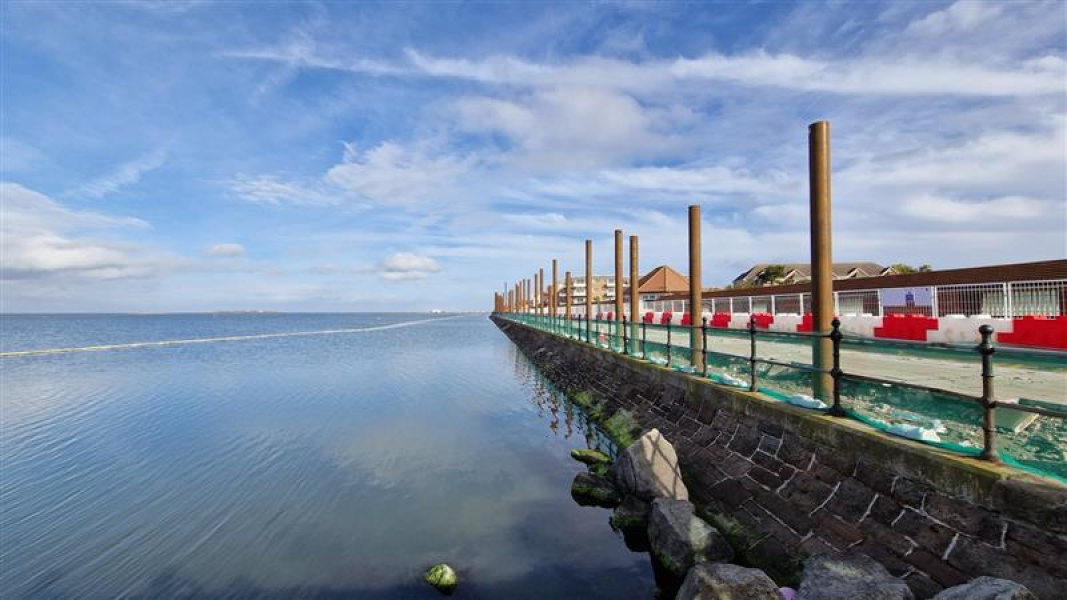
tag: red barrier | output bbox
[606,312,614,321]
[643,312,655,323]
[751,313,774,329]
[874,314,939,341]
[660,311,673,325]
[710,313,731,329]
[797,313,844,333]
[681,312,692,326]
[998,316,1067,350]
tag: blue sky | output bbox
[2,1,1064,312]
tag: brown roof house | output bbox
[732,262,886,288]
[634,265,689,302]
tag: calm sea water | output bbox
[0,314,654,599]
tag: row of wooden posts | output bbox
[494,121,836,400]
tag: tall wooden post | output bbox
[809,121,834,400]
[630,235,639,350]
[689,205,704,370]
[565,271,573,322]
[551,259,558,320]
[585,240,593,322]
[538,268,544,316]
[615,230,624,336]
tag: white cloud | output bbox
[905,1,1003,38]
[70,148,167,199]
[326,142,469,205]
[377,252,441,281]
[0,182,177,281]
[453,88,692,168]
[207,243,246,257]
[901,195,1046,224]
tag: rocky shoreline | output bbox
[570,429,1036,600]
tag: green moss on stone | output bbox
[424,563,457,595]
[570,448,612,466]
[589,462,610,477]
[652,548,685,576]
[601,409,641,447]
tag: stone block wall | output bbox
[492,317,1067,599]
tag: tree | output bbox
[888,263,934,274]
[756,264,787,286]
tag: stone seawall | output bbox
[491,316,1067,599]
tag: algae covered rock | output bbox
[931,577,1036,600]
[610,428,689,501]
[677,563,782,600]
[648,498,734,575]
[570,448,612,466]
[424,563,458,595]
[796,552,913,600]
[611,495,651,530]
[571,471,622,507]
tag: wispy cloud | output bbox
[229,41,1066,98]
[207,243,246,257]
[326,142,471,205]
[69,148,168,199]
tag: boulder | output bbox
[931,577,1036,600]
[610,428,689,501]
[611,495,651,530]
[571,448,612,466]
[648,498,734,575]
[424,563,457,595]
[677,563,782,600]
[570,471,621,507]
[796,553,913,600]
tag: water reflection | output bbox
[507,343,615,455]
[504,341,686,598]
[1,315,654,599]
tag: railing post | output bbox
[748,316,758,392]
[977,325,1000,462]
[641,319,647,359]
[828,318,845,417]
[622,315,628,354]
[701,316,709,377]
[666,321,672,367]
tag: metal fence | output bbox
[494,310,1067,481]
[638,279,1067,319]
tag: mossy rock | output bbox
[611,495,650,530]
[571,471,622,507]
[570,448,612,466]
[424,563,457,595]
[589,462,610,477]
[601,409,642,447]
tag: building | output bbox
[558,275,629,306]
[561,265,690,312]
[634,265,690,304]
[731,262,887,287]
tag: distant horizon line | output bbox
[1,310,488,316]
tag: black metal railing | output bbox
[492,310,1066,467]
